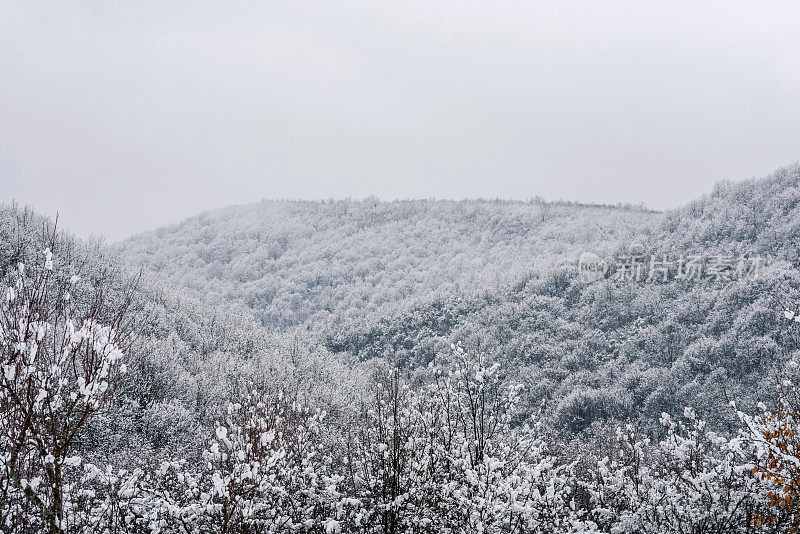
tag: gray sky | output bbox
[1,0,799,242]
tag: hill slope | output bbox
[0,204,362,461]
[116,199,659,330]
[322,164,800,432]
[115,164,800,434]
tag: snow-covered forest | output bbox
[3,164,800,532]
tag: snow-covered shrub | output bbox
[342,368,447,532]
[429,345,580,533]
[585,408,770,533]
[0,245,136,534]
[166,387,347,533]
[734,354,800,532]
[343,345,582,533]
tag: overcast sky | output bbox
[1,1,799,241]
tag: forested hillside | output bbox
[116,165,800,437]
[6,165,800,532]
[0,205,364,463]
[116,199,658,330]
[324,164,800,433]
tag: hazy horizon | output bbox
[3,1,799,241]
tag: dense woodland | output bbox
[3,163,800,532]
[116,198,658,330]
[118,164,800,435]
